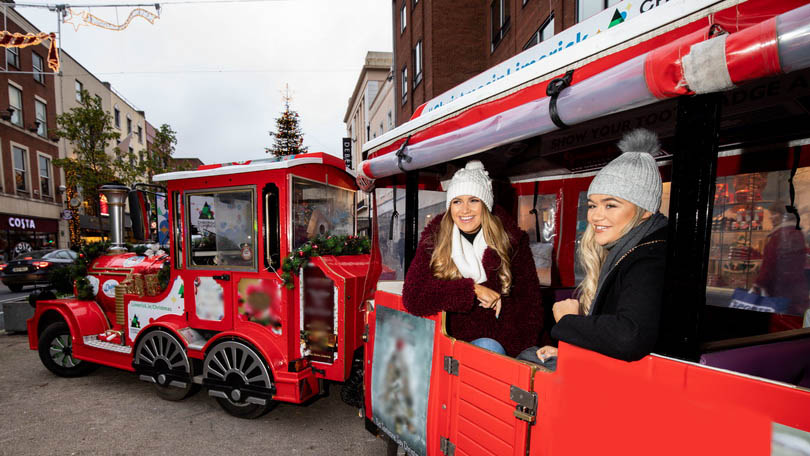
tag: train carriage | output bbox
[358,1,810,454]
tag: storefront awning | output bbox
[358,0,810,182]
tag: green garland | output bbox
[281,234,371,289]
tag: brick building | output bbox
[0,7,62,261]
[393,0,617,125]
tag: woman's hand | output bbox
[474,284,502,317]
[552,298,580,322]
[536,345,558,362]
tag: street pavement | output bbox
[0,332,390,455]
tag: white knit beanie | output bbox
[588,129,663,213]
[445,160,494,211]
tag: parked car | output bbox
[0,249,79,293]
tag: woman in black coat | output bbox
[519,129,668,365]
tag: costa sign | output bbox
[8,216,36,230]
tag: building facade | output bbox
[393,0,617,125]
[0,8,62,261]
[344,51,393,171]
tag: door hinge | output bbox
[440,436,455,456]
[213,274,230,281]
[510,385,538,423]
[443,356,459,376]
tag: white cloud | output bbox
[19,0,392,164]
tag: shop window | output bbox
[518,193,557,286]
[12,146,28,193]
[706,170,810,319]
[491,0,510,51]
[35,100,47,138]
[291,177,356,249]
[32,53,44,84]
[375,186,445,280]
[186,188,256,269]
[8,84,22,127]
[39,155,51,197]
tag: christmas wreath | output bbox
[281,234,371,289]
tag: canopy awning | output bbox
[358,0,810,183]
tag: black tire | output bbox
[340,354,365,408]
[214,396,274,419]
[134,329,200,401]
[38,322,98,377]
[203,340,276,419]
[7,284,23,293]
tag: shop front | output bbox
[0,214,59,261]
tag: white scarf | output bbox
[451,226,488,284]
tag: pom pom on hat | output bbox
[446,160,494,211]
[588,128,663,213]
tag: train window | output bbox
[706,170,810,320]
[375,186,445,280]
[517,193,556,285]
[263,183,280,268]
[186,188,256,269]
[173,191,183,269]
[291,177,356,249]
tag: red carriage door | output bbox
[441,339,535,456]
[183,187,258,331]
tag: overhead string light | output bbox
[0,31,59,71]
[62,5,161,32]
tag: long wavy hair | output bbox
[430,208,513,295]
[576,204,647,314]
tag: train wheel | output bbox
[134,329,199,401]
[37,322,98,377]
[203,341,275,419]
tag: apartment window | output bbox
[129,147,135,166]
[379,122,384,136]
[578,0,620,22]
[35,100,47,138]
[114,106,120,128]
[127,117,132,134]
[401,66,408,104]
[13,146,28,193]
[39,155,51,197]
[491,0,511,50]
[387,111,393,129]
[32,53,44,84]
[400,2,407,33]
[413,40,423,88]
[8,84,22,127]
[6,46,19,68]
[137,125,143,144]
[524,14,555,50]
[75,80,83,102]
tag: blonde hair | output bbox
[576,205,647,314]
[430,208,513,295]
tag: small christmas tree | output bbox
[267,85,308,157]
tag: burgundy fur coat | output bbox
[402,207,543,356]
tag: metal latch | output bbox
[440,436,455,456]
[510,385,538,423]
[444,356,459,376]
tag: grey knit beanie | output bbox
[445,160,494,211]
[587,129,663,213]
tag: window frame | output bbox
[114,105,121,129]
[137,125,143,144]
[491,0,511,51]
[577,0,620,23]
[413,40,423,88]
[401,65,408,105]
[34,97,47,138]
[32,52,44,84]
[6,46,19,68]
[184,185,258,271]
[37,152,52,198]
[12,143,29,195]
[524,13,555,50]
[75,80,83,102]
[127,116,132,134]
[288,175,357,251]
[400,2,407,34]
[8,83,23,127]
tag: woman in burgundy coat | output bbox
[402,161,543,357]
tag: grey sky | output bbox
[17,0,392,164]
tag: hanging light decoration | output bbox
[0,31,59,72]
[63,6,161,32]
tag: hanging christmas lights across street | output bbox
[62,6,161,32]
[0,31,59,71]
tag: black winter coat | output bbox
[551,227,667,362]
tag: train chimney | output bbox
[99,184,130,254]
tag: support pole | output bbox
[404,171,419,273]
[658,93,722,361]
